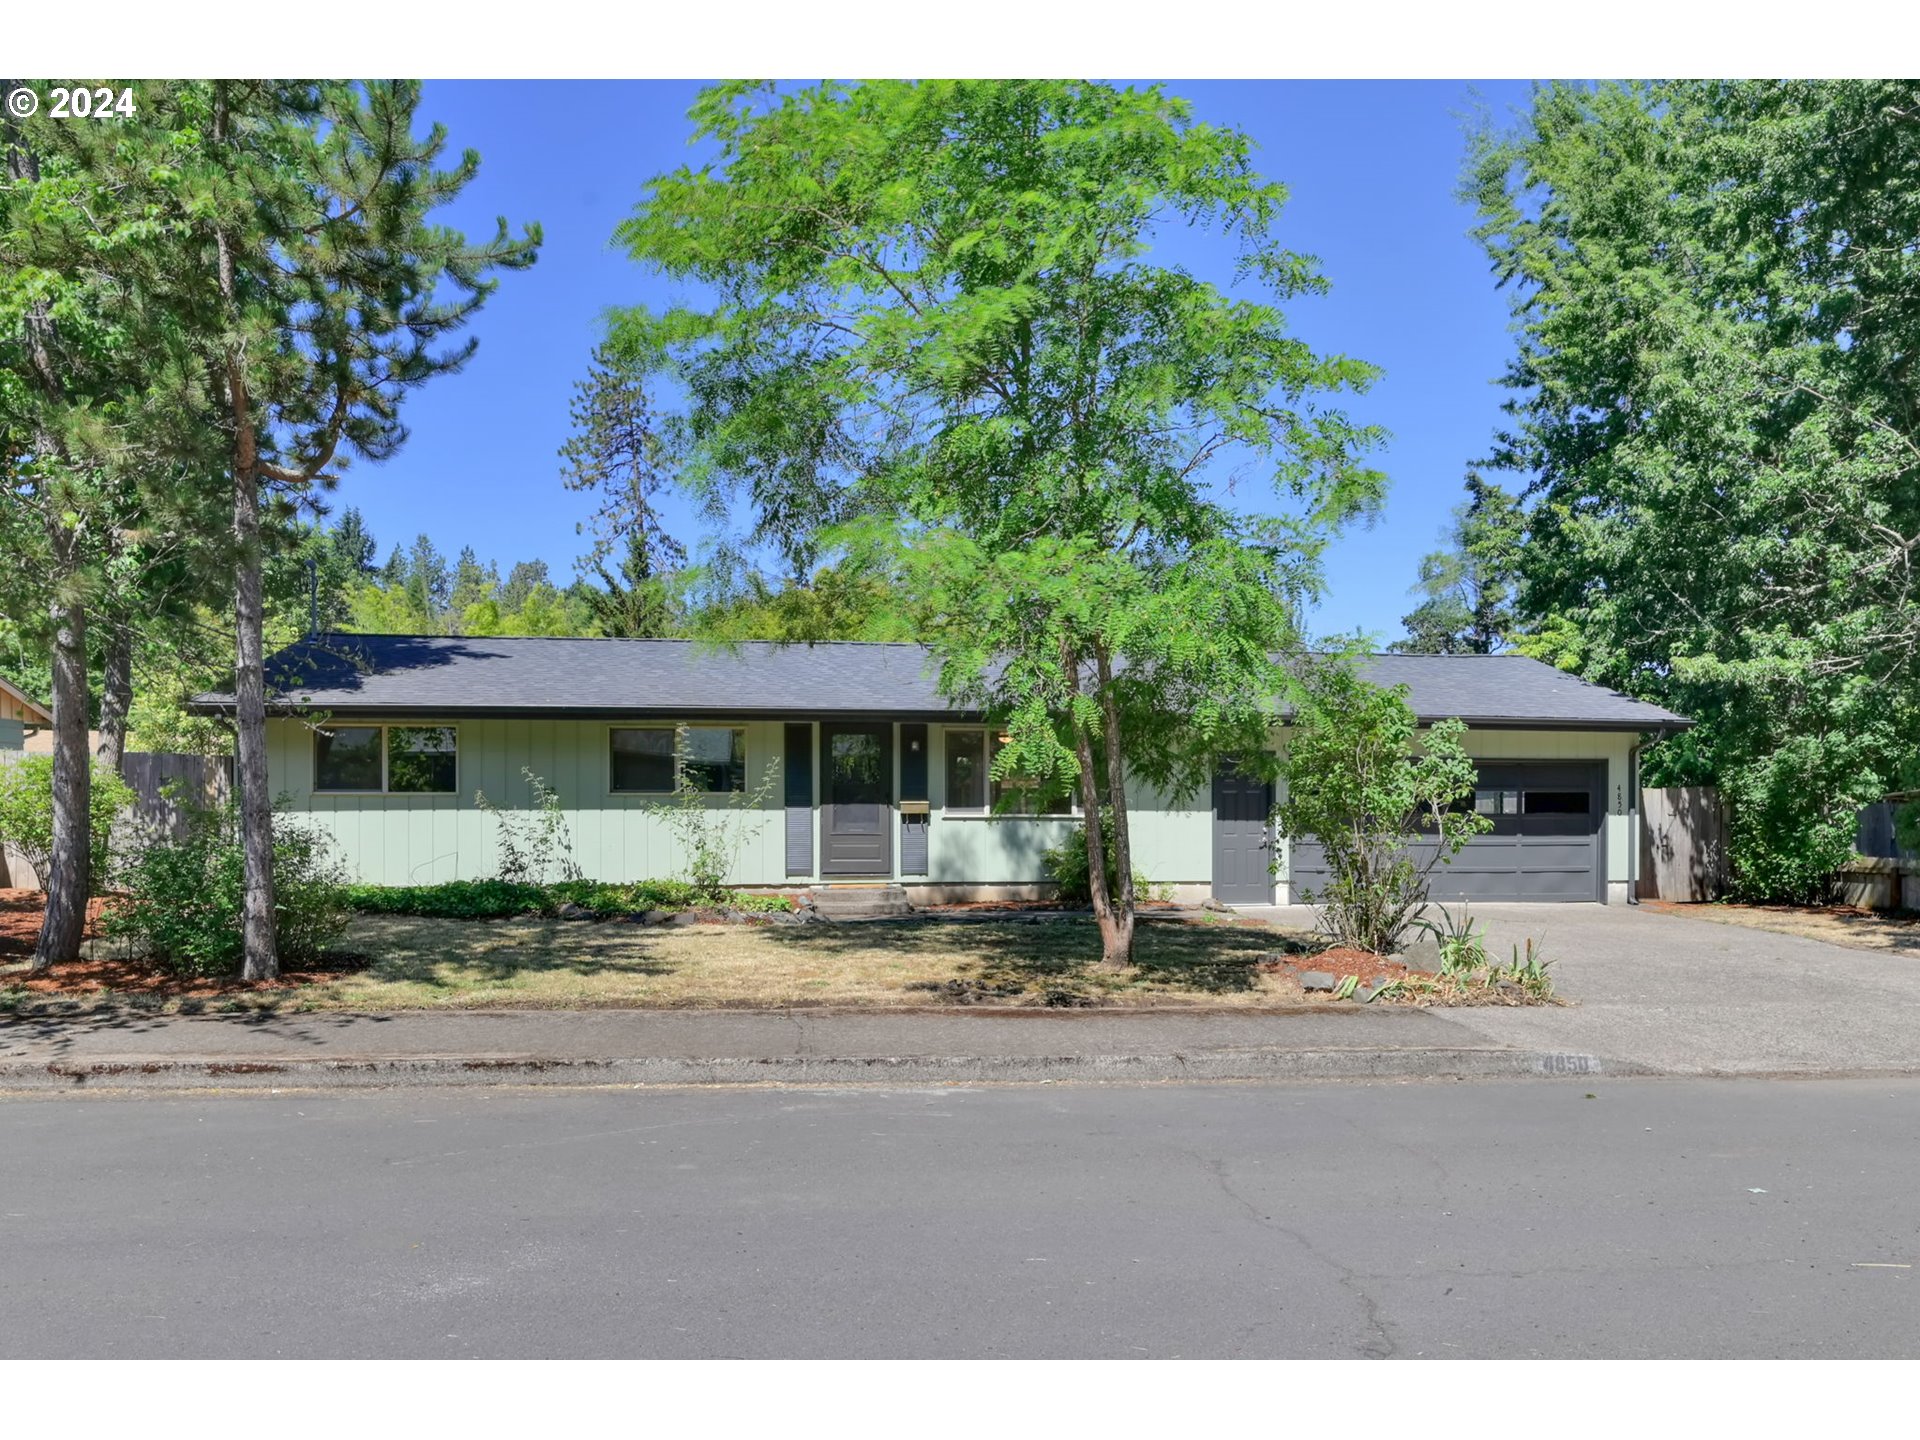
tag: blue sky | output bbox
[351,79,1535,644]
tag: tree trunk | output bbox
[31,585,90,973]
[95,616,132,775]
[232,465,278,980]
[9,117,89,972]
[213,84,278,982]
[1062,643,1130,970]
[1092,645,1135,967]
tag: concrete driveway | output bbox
[1244,901,1920,1076]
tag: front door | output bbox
[820,723,893,876]
[1212,759,1274,904]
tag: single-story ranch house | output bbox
[192,635,1689,906]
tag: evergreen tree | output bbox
[154,80,538,977]
[500,559,551,614]
[330,507,378,575]
[448,544,499,625]
[1390,474,1524,654]
[559,344,683,637]
[404,534,453,625]
[1469,80,1920,899]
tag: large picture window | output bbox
[610,725,748,794]
[682,726,747,793]
[313,724,457,794]
[610,727,676,793]
[387,726,458,793]
[943,728,1074,816]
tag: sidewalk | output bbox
[0,1005,1619,1090]
[7,902,1918,1091]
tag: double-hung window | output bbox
[313,724,458,794]
[609,725,747,794]
[943,728,1074,816]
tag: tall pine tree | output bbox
[559,344,683,637]
[156,80,538,977]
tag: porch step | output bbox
[806,884,915,921]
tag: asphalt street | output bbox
[3,1077,1916,1358]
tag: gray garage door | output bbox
[1288,761,1605,904]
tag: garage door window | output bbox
[1523,789,1591,815]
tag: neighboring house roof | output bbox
[190,633,1691,731]
[0,674,52,727]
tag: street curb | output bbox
[0,1046,1648,1091]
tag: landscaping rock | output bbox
[1299,970,1337,992]
[668,910,701,927]
[639,909,671,925]
[556,902,596,922]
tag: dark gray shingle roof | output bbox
[190,634,1689,730]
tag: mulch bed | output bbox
[1,886,367,999]
[1,953,370,999]
[1258,945,1434,987]
[0,887,114,958]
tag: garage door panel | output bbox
[1517,840,1597,869]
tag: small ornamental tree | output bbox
[1276,662,1489,954]
[613,80,1385,966]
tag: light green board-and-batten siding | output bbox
[269,716,1636,893]
[269,716,789,887]
[267,717,1210,889]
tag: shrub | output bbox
[642,737,781,899]
[344,878,794,920]
[1044,810,1151,906]
[474,769,582,885]
[1277,660,1491,954]
[0,755,136,893]
[345,878,555,919]
[107,805,352,976]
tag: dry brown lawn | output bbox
[1641,899,1920,956]
[3,913,1323,1014]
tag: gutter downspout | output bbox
[1627,738,1643,905]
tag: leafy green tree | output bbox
[448,545,500,628]
[1276,661,1489,953]
[679,560,919,644]
[499,559,551,615]
[1468,80,1920,900]
[1,83,231,967]
[559,344,684,637]
[615,80,1384,964]
[1390,473,1524,655]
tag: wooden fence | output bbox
[0,749,230,891]
[1637,790,1920,906]
[1636,785,1731,902]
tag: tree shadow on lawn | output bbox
[760,917,1280,1004]
[358,918,675,989]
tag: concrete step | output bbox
[807,884,915,920]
